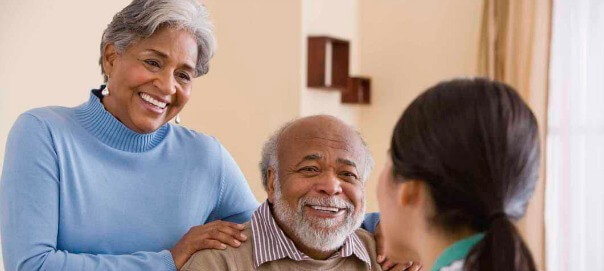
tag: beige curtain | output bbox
[478,0,552,270]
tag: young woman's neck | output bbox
[416,227,478,271]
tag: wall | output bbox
[182,0,302,200]
[301,0,362,127]
[357,0,484,212]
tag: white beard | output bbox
[272,179,366,252]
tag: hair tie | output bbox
[487,211,507,225]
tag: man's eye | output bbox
[340,172,358,180]
[300,167,319,173]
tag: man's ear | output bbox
[266,168,277,204]
[397,180,424,208]
[102,43,119,79]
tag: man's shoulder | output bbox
[354,228,377,248]
[182,222,255,271]
[354,228,382,271]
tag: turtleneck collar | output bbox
[75,88,169,153]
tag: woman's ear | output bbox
[266,168,277,204]
[102,44,119,79]
[397,180,423,208]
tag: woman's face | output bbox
[102,27,198,133]
[377,157,418,262]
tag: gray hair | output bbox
[259,118,375,191]
[99,0,216,81]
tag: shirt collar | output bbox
[431,233,484,271]
[250,200,372,269]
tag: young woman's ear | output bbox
[397,180,424,207]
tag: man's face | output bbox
[268,117,367,251]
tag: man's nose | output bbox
[315,172,343,195]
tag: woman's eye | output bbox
[144,59,161,68]
[177,72,191,81]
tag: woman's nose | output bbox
[154,72,176,95]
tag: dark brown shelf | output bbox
[307,36,349,89]
[342,77,371,104]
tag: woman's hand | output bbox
[375,222,422,271]
[170,220,248,269]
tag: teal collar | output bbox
[431,233,484,271]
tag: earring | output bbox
[175,114,181,124]
[101,87,109,96]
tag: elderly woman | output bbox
[0,0,258,270]
[377,78,539,271]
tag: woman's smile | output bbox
[138,92,169,114]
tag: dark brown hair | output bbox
[390,78,539,271]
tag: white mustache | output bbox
[298,196,354,212]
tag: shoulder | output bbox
[183,223,254,271]
[7,106,76,144]
[354,228,377,249]
[353,228,382,270]
[166,124,226,154]
[16,106,74,129]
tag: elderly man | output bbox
[182,115,411,270]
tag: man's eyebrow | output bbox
[295,153,322,166]
[336,158,357,168]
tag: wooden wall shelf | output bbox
[307,36,349,89]
[342,77,371,104]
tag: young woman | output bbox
[377,78,539,271]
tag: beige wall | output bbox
[182,0,302,201]
[301,0,362,127]
[357,0,484,211]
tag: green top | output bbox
[431,233,485,271]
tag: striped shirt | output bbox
[250,200,372,269]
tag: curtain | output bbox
[546,0,604,270]
[477,0,552,269]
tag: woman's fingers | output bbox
[170,220,247,269]
[206,220,245,230]
[202,228,242,248]
[380,257,396,270]
[215,223,248,241]
[198,238,228,250]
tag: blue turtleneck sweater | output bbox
[0,91,259,270]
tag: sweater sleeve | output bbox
[0,114,177,271]
[206,144,259,224]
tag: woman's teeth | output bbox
[140,93,167,109]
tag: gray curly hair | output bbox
[99,0,216,81]
[259,117,375,191]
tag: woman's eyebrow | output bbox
[143,49,196,72]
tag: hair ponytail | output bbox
[389,78,540,271]
[465,215,536,271]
